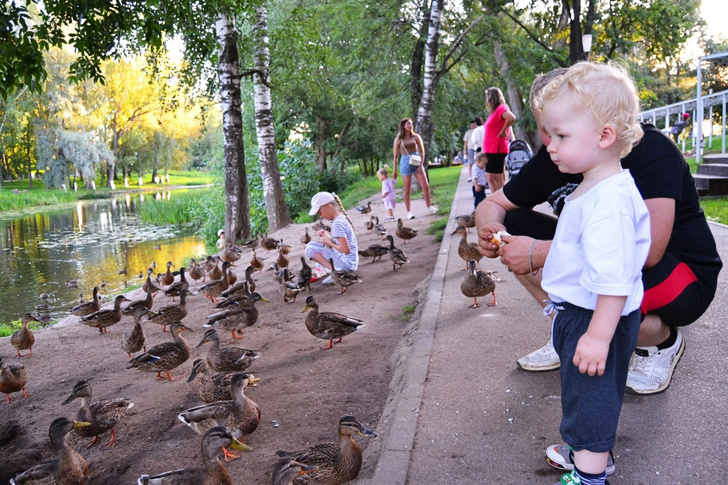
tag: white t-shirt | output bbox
[541,170,651,314]
[470,125,485,152]
[463,128,473,149]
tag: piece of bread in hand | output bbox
[487,230,511,248]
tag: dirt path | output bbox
[0,199,440,484]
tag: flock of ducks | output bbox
[2,203,494,484]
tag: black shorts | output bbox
[503,208,715,327]
[485,152,506,174]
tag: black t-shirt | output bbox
[504,124,721,280]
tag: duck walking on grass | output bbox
[81,295,129,333]
[275,416,377,485]
[137,426,251,485]
[0,357,29,402]
[460,260,498,308]
[127,321,193,381]
[11,313,39,357]
[301,295,365,350]
[10,418,91,485]
[62,380,133,449]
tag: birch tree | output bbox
[252,3,291,231]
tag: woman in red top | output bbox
[483,87,516,193]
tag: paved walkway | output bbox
[369,166,728,484]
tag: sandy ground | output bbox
[0,198,440,484]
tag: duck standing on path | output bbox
[451,224,483,270]
[275,415,377,485]
[81,295,129,333]
[122,286,154,317]
[197,261,232,303]
[204,292,269,340]
[301,295,365,350]
[0,357,29,402]
[161,261,175,289]
[272,458,318,485]
[384,235,409,271]
[395,218,418,244]
[11,313,39,357]
[164,266,189,300]
[188,259,203,284]
[355,201,372,215]
[142,269,161,295]
[358,244,389,263]
[298,257,312,291]
[327,258,362,294]
[460,260,498,308]
[121,307,149,358]
[9,418,91,485]
[196,329,260,373]
[136,426,251,485]
[301,228,312,245]
[62,380,134,449]
[127,321,193,381]
[145,289,190,333]
[187,359,235,403]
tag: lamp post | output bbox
[582,33,593,61]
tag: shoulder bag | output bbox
[401,139,422,167]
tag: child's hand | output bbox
[572,333,610,376]
[318,230,331,241]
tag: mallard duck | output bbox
[37,312,52,326]
[122,286,154,316]
[374,217,386,239]
[204,292,268,339]
[196,329,260,373]
[218,280,251,306]
[62,380,133,448]
[280,270,303,304]
[0,357,29,402]
[395,218,418,244]
[121,307,149,358]
[301,228,311,245]
[451,224,483,270]
[153,244,162,251]
[278,239,292,256]
[461,260,498,308]
[384,235,408,271]
[187,359,234,403]
[276,248,290,270]
[227,264,238,287]
[243,265,257,293]
[259,233,280,253]
[142,268,162,295]
[250,250,264,273]
[118,267,128,276]
[136,271,144,279]
[327,258,362,295]
[272,458,317,485]
[144,289,189,332]
[188,259,203,284]
[127,321,193,381]
[365,216,375,234]
[202,255,218,281]
[164,266,189,300]
[454,211,476,231]
[301,295,365,350]
[71,286,101,317]
[298,257,312,291]
[178,373,261,459]
[65,280,79,288]
[243,233,260,249]
[100,279,107,288]
[161,261,175,288]
[197,261,232,303]
[275,415,377,485]
[272,262,295,285]
[11,313,39,357]
[222,243,242,263]
[137,426,251,485]
[36,302,49,311]
[81,295,129,333]
[312,220,331,233]
[358,244,389,263]
[355,201,372,215]
[40,291,50,300]
[10,418,91,485]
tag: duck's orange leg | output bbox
[487,292,497,307]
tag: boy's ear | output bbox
[598,124,617,149]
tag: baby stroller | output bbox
[506,139,533,177]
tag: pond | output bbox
[0,191,207,327]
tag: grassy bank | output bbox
[138,189,208,225]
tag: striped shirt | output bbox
[332,215,359,270]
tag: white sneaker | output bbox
[517,341,560,371]
[545,444,616,475]
[425,205,438,215]
[406,212,415,220]
[626,329,685,395]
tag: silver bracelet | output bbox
[528,239,539,276]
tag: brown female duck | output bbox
[188,258,203,284]
[122,286,154,317]
[395,218,418,244]
[275,416,377,485]
[300,228,311,245]
[11,313,39,357]
[137,426,251,485]
[196,329,260,373]
[81,295,129,333]
[144,289,189,332]
[62,380,133,449]
[10,418,91,485]
[298,257,312,291]
[451,224,483,270]
[142,268,162,295]
[221,243,242,263]
[164,266,189,300]
[187,358,234,403]
[204,292,268,340]
[178,373,261,459]
[272,458,317,485]
[259,233,280,253]
[121,307,149,358]
[127,321,193,381]
[250,249,264,273]
[454,211,476,231]
[161,261,175,288]
[197,261,232,303]
[384,235,408,271]
[327,258,362,294]
[301,296,365,350]
[0,357,29,402]
[460,259,498,308]
[280,269,303,303]
[276,248,290,270]
[358,244,389,263]
[70,286,101,317]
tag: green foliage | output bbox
[0,316,45,338]
[138,190,205,225]
[700,198,728,225]
[0,186,78,211]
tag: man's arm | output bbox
[644,198,674,268]
[475,188,517,257]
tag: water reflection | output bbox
[0,192,206,326]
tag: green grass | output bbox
[400,304,416,321]
[0,318,46,338]
[0,187,80,212]
[700,198,728,224]
[138,189,208,225]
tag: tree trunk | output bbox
[25,122,33,189]
[252,4,291,232]
[409,0,430,116]
[0,151,5,187]
[216,14,250,242]
[315,117,328,170]
[493,40,540,150]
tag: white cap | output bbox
[217,229,225,237]
[308,192,335,216]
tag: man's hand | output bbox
[572,332,610,377]
[495,235,533,275]
[477,223,508,258]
